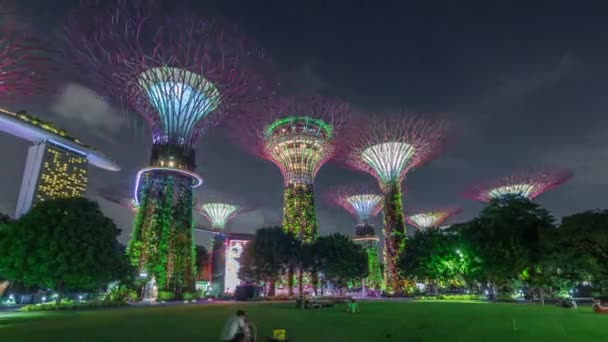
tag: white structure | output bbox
[224,239,249,294]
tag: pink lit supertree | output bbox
[345,115,449,293]
[463,169,573,202]
[238,96,350,243]
[325,184,383,292]
[0,23,51,101]
[405,207,462,230]
[65,1,264,294]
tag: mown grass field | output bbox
[0,300,606,341]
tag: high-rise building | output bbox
[16,141,88,217]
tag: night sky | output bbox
[1,1,607,247]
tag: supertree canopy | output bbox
[325,184,383,291]
[345,115,449,293]
[0,24,52,100]
[405,207,462,230]
[195,201,252,296]
[65,1,261,294]
[245,97,350,243]
[464,169,573,202]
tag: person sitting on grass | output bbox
[221,310,254,341]
[347,299,359,313]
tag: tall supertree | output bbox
[65,2,261,294]
[463,169,573,202]
[405,207,462,230]
[195,201,251,296]
[325,185,383,292]
[345,115,449,293]
[0,21,52,100]
[241,97,350,243]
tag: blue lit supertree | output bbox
[65,1,262,294]
[325,185,383,292]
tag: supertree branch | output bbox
[195,202,252,231]
[405,207,462,229]
[0,26,53,100]
[325,184,382,226]
[463,169,573,202]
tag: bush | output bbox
[157,291,175,301]
[107,285,139,302]
[183,292,199,301]
[416,294,482,301]
[20,300,127,312]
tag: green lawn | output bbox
[0,301,606,341]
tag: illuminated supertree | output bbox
[195,201,252,296]
[405,207,462,230]
[345,115,449,293]
[241,97,350,243]
[65,2,260,294]
[0,23,52,100]
[325,185,383,292]
[463,169,573,202]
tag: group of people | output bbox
[221,310,256,342]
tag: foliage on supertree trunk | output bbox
[283,183,317,243]
[381,181,406,293]
[365,244,383,290]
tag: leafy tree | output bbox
[459,195,555,300]
[399,228,471,294]
[0,197,129,303]
[311,233,368,294]
[558,210,608,290]
[238,227,298,296]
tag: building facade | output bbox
[16,141,88,217]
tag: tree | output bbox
[558,210,608,290]
[312,233,368,294]
[399,228,470,294]
[238,227,298,296]
[459,195,555,301]
[0,212,12,225]
[0,197,129,303]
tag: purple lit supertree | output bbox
[65,1,261,294]
[325,185,383,291]
[239,97,350,243]
[345,115,449,293]
[405,207,462,230]
[0,23,51,101]
[463,169,573,202]
[195,201,252,296]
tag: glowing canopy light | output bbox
[405,207,462,229]
[361,142,416,184]
[198,203,239,230]
[346,194,383,223]
[464,169,573,202]
[263,116,334,185]
[139,67,220,146]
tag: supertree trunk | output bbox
[210,233,227,297]
[380,181,406,293]
[127,172,195,295]
[365,243,383,291]
[283,183,317,243]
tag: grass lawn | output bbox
[0,300,606,341]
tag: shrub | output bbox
[20,300,127,312]
[107,285,139,302]
[157,291,175,301]
[416,294,482,301]
[183,292,199,301]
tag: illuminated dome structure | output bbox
[464,169,573,202]
[196,202,252,296]
[243,97,350,243]
[345,115,449,293]
[405,207,462,230]
[66,2,260,294]
[325,185,383,292]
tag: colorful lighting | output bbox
[133,167,203,205]
[197,203,239,230]
[406,207,462,229]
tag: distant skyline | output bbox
[1,1,607,247]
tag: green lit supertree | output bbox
[325,185,383,293]
[65,2,262,295]
[345,115,449,293]
[242,97,350,243]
